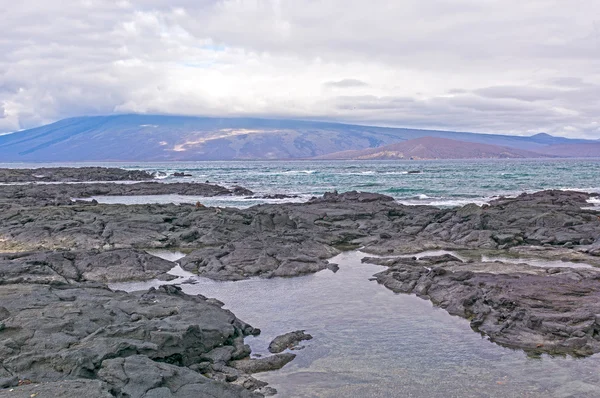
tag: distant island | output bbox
[0,114,598,161]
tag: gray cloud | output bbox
[324,79,369,88]
[0,0,599,138]
[474,86,566,102]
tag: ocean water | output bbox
[3,158,600,208]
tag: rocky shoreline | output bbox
[365,253,600,357]
[0,167,155,183]
[1,167,600,396]
[0,181,253,207]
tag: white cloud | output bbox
[0,0,599,138]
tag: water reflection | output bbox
[110,251,600,397]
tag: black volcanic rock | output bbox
[0,167,153,183]
[0,283,263,397]
[1,178,600,361]
[0,249,177,284]
[229,354,296,374]
[0,181,253,207]
[366,254,600,357]
[268,330,313,353]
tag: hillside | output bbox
[0,114,594,161]
[316,137,549,160]
[534,143,600,158]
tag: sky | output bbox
[1,0,599,138]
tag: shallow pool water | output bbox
[111,251,600,398]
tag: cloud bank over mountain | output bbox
[1,0,599,138]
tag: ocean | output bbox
[3,158,600,208]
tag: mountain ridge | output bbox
[0,114,597,161]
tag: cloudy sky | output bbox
[1,0,599,138]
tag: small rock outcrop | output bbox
[268,330,313,353]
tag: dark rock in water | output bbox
[268,330,313,353]
[172,172,193,177]
[255,194,300,200]
[98,355,260,398]
[230,353,296,374]
[0,181,254,207]
[232,186,254,196]
[366,254,600,357]
[0,167,154,183]
[257,386,278,396]
[327,263,340,273]
[310,190,395,203]
[407,170,422,174]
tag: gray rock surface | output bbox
[0,249,177,283]
[1,178,600,362]
[268,330,313,353]
[0,380,113,398]
[1,189,599,277]
[0,181,253,207]
[0,282,268,396]
[229,354,296,374]
[98,355,260,398]
[366,254,600,356]
[0,167,154,183]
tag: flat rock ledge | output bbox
[365,254,600,357]
[0,181,253,207]
[0,167,154,183]
[0,248,178,284]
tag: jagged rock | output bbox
[0,249,177,284]
[229,353,296,374]
[366,255,600,356]
[0,167,153,183]
[268,330,313,353]
[97,355,260,398]
[0,283,262,396]
[0,181,254,207]
[1,180,600,360]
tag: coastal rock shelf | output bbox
[365,254,600,356]
[0,283,264,397]
[0,181,253,207]
[1,167,600,396]
[0,167,155,183]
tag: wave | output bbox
[397,196,493,208]
[282,170,318,175]
[342,171,377,175]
